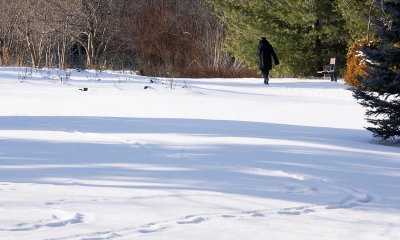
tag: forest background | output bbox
[0,0,375,78]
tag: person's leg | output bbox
[331,73,338,82]
[262,70,270,84]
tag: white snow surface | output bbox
[0,67,399,240]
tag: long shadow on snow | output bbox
[0,116,399,209]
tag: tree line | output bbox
[206,0,378,77]
[0,0,241,77]
[0,0,391,78]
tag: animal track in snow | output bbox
[321,181,374,210]
[176,215,207,224]
[221,214,235,218]
[277,206,315,215]
[242,210,265,217]
[0,212,85,232]
[138,225,166,233]
[45,199,67,205]
[41,182,374,240]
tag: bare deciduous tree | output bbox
[66,0,127,69]
[120,0,232,76]
[0,0,238,76]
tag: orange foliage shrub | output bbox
[345,39,375,88]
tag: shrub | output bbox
[345,39,376,88]
[180,67,259,78]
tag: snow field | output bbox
[0,67,399,240]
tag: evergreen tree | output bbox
[335,0,376,41]
[353,0,400,140]
[206,0,349,76]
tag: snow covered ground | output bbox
[0,67,399,240]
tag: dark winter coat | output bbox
[258,39,279,71]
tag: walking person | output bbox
[258,37,279,85]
